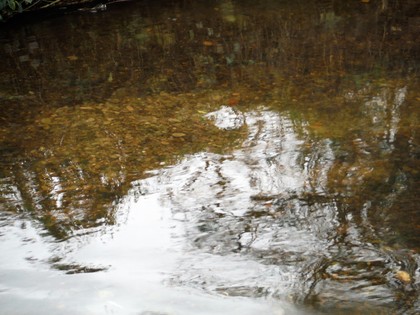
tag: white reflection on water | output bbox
[1,93,416,314]
[1,107,314,315]
[127,108,337,298]
[0,196,292,315]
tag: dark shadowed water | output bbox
[0,0,419,314]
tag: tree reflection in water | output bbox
[129,84,418,313]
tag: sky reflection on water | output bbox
[1,80,420,313]
[3,101,416,314]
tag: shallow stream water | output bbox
[0,1,419,314]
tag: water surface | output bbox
[0,0,419,314]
